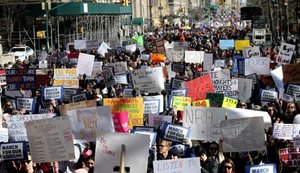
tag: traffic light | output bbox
[121,0,128,6]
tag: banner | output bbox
[260,90,278,102]
[102,69,116,87]
[279,148,300,167]
[16,97,35,112]
[5,69,36,91]
[203,53,213,71]
[0,142,27,161]
[243,47,261,58]
[276,43,295,64]
[235,40,250,51]
[244,57,270,75]
[42,86,64,100]
[238,78,253,102]
[72,93,87,102]
[162,123,190,143]
[185,51,204,63]
[132,67,164,94]
[86,61,103,79]
[67,106,115,142]
[153,157,201,173]
[59,100,97,116]
[282,63,300,84]
[112,112,129,133]
[104,98,144,128]
[148,114,173,127]
[245,164,277,173]
[219,39,234,50]
[107,62,128,74]
[53,69,79,88]
[77,53,95,76]
[7,114,55,141]
[222,97,238,108]
[220,117,265,152]
[95,132,150,173]
[286,84,300,96]
[185,74,214,101]
[171,96,191,111]
[191,99,210,107]
[25,116,75,163]
[272,123,300,140]
[171,63,185,73]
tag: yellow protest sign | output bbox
[53,69,79,88]
[234,40,250,51]
[222,97,238,108]
[192,99,210,107]
[103,98,144,129]
[172,96,191,111]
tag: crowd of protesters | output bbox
[0,9,300,173]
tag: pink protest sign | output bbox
[112,112,129,133]
[184,74,214,101]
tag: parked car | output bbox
[8,46,34,61]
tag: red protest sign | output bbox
[184,74,214,101]
[279,148,300,167]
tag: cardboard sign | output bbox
[206,93,224,107]
[220,39,234,50]
[276,43,295,64]
[132,67,164,94]
[153,157,201,173]
[245,164,277,173]
[16,97,35,112]
[184,74,214,101]
[279,148,300,167]
[203,53,213,71]
[171,63,185,73]
[42,86,64,100]
[185,51,204,63]
[148,114,173,128]
[104,98,144,128]
[102,69,116,88]
[235,40,250,51]
[191,99,210,107]
[95,132,150,173]
[25,116,75,163]
[220,117,265,152]
[77,53,95,76]
[260,90,278,102]
[162,123,190,143]
[222,97,238,108]
[286,84,300,96]
[71,93,87,102]
[243,47,261,58]
[5,69,37,91]
[171,78,185,89]
[244,57,270,75]
[238,78,253,102]
[7,114,55,142]
[107,62,128,74]
[59,100,97,116]
[282,63,300,84]
[172,96,191,111]
[86,61,103,79]
[68,106,114,143]
[272,123,300,140]
[53,69,79,88]
[0,142,27,161]
[112,112,129,133]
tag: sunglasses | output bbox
[223,166,232,170]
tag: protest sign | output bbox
[245,164,277,173]
[282,63,300,84]
[276,43,295,64]
[272,123,300,140]
[166,49,184,62]
[171,96,191,111]
[0,128,8,142]
[0,142,27,161]
[115,73,128,84]
[150,53,165,63]
[59,100,97,116]
[86,61,103,79]
[213,79,239,99]
[98,42,111,56]
[5,69,36,91]
[126,44,137,53]
[148,114,173,127]
[245,73,258,85]
[173,42,189,50]
[42,86,64,100]
[171,63,185,73]
[185,51,204,63]
[219,39,234,50]
[95,132,150,173]
[285,84,300,96]
[86,40,99,51]
[77,53,95,76]
[235,40,250,51]
[112,112,129,133]
[271,66,284,90]
[171,78,185,89]
[191,99,210,107]
[243,47,261,58]
[0,70,6,85]
[140,54,150,61]
[39,60,48,68]
[16,97,35,112]
[220,117,265,152]
[214,59,226,68]
[260,90,278,102]
[222,97,238,108]
[123,88,134,98]
[162,123,190,143]
[64,89,77,102]
[168,89,188,108]
[185,74,214,101]
[153,157,201,173]
[68,106,114,142]
[133,126,156,132]
[132,67,164,94]
[279,148,300,167]
[206,93,224,107]
[104,98,144,128]
[144,99,160,114]
[244,57,270,75]
[71,93,87,102]
[107,62,128,74]
[132,130,157,149]
[7,113,55,142]
[234,56,244,75]
[238,78,253,102]
[155,37,166,54]
[25,116,75,163]
[143,95,164,113]
[102,69,116,87]
[293,137,300,148]
[53,69,79,88]
[203,53,213,71]
[74,40,86,49]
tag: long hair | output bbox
[219,158,235,173]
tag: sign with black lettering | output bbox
[171,63,185,73]
[162,122,190,143]
[5,69,37,91]
[0,142,27,161]
[15,97,35,112]
[42,86,64,100]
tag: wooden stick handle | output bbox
[119,144,126,173]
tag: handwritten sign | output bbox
[0,142,27,161]
[102,68,116,87]
[220,117,265,152]
[104,98,144,128]
[53,69,79,88]
[166,49,184,62]
[244,57,270,75]
[222,97,238,108]
[185,51,204,63]
[148,114,173,127]
[214,79,239,99]
[260,90,278,102]
[112,112,129,133]
[5,69,36,91]
[283,63,300,84]
[16,97,35,112]
[86,61,103,79]
[42,86,64,100]
[191,99,210,107]
[95,132,150,173]
[243,47,261,58]
[185,74,214,101]
[276,43,295,64]
[153,157,200,173]
[172,96,191,111]
[72,93,87,102]
[272,123,300,140]
[77,53,95,76]
[162,123,190,143]
[67,106,115,143]
[107,62,128,74]
[25,116,75,163]
[7,114,55,142]
[245,164,277,173]
[220,39,234,50]
[59,100,97,116]
[155,37,166,54]
[279,148,300,167]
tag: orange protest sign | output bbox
[150,53,165,63]
[192,99,210,107]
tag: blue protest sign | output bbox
[42,86,64,100]
[144,99,160,114]
[245,163,277,173]
[15,97,36,113]
[5,69,37,91]
[162,122,190,143]
[0,142,28,161]
[220,39,234,50]
[168,89,188,108]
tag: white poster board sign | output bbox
[143,95,164,113]
[115,73,128,84]
[148,115,173,127]
[185,51,204,63]
[273,123,300,140]
[86,61,103,79]
[260,90,278,102]
[203,53,213,71]
[76,53,95,76]
[238,78,253,102]
[244,57,270,75]
[243,47,261,58]
[276,43,295,64]
[270,66,284,91]
[153,157,201,173]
